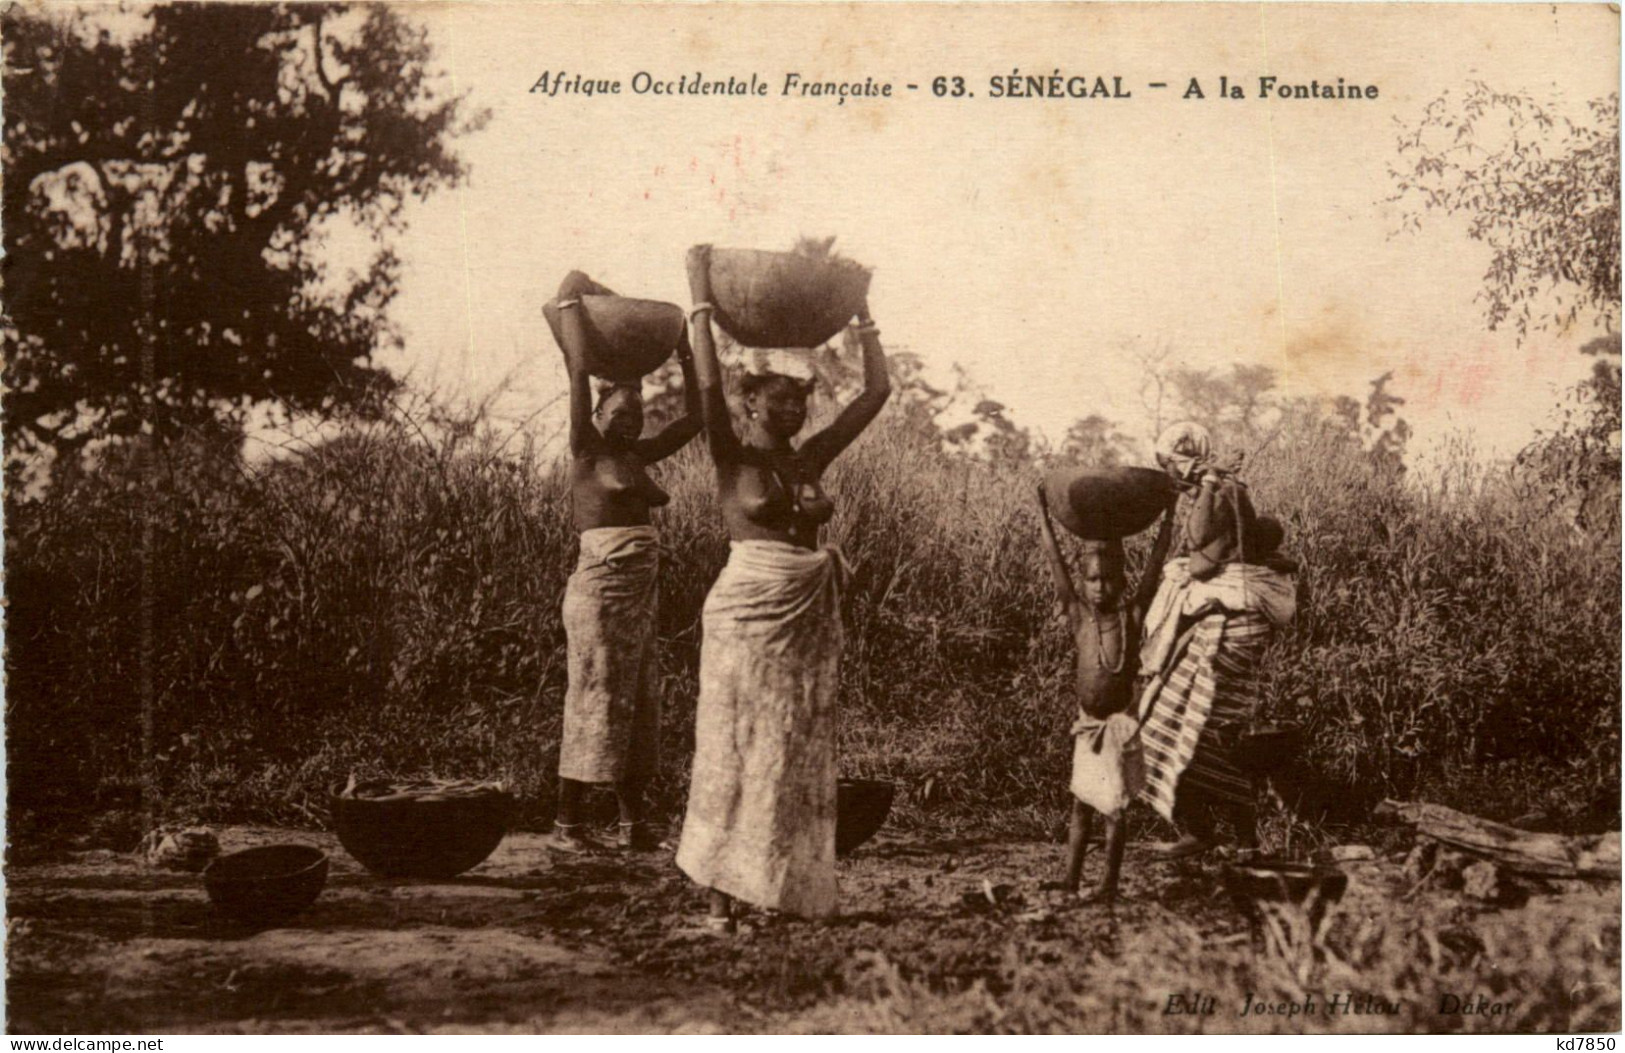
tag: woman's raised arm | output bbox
[1185,474,1228,554]
[554,271,604,458]
[802,305,891,472]
[686,246,741,462]
[638,329,705,464]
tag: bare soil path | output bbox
[6,826,1616,1033]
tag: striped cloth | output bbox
[1138,610,1272,822]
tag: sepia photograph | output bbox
[2,0,1620,1037]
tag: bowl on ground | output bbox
[203,844,328,926]
[1221,859,1348,928]
[542,294,685,383]
[836,778,896,857]
[333,783,513,879]
[705,248,872,349]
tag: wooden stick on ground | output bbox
[1377,799,1621,879]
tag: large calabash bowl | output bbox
[543,294,685,383]
[333,787,513,879]
[705,248,872,349]
[1044,466,1177,541]
[203,844,328,925]
[836,778,896,857]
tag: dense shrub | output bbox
[6,399,1618,836]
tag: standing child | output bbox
[1036,482,1174,904]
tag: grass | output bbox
[4,391,1619,843]
[787,892,1621,1034]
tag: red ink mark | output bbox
[1455,359,1493,407]
[1409,367,1445,413]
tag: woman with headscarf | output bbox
[675,244,891,931]
[1136,421,1298,860]
[549,271,702,853]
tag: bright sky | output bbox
[363,3,1619,462]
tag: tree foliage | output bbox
[1167,362,1280,444]
[1363,371,1411,476]
[1059,413,1127,466]
[1515,334,1622,534]
[2,3,485,455]
[1391,82,1620,339]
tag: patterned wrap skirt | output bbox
[676,540,847,919]
[1138,610,1272,822]
[558,526,661,786]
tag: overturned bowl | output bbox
[836,778,896,857]
[333,784,513,879]
[203,844,328,926]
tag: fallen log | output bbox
[1377,799,1621,880]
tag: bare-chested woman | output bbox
[549,270,702,853]
[674,244,890,930]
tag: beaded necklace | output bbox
[1090,608,1127,674]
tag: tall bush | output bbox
[6,397,1618,833]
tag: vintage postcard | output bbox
[3,0,1620,1038]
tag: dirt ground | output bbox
[6,825,1618,1033]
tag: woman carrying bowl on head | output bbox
[548,271,703,853]
[1136,421,1298,861]
[675,244,891,931]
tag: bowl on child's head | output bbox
[1045,466,1177,540]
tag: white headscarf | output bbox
[1154,421,1213,481]
[742,347,816,381]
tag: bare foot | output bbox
[543,825,602,855]
[1147,835,1213,861]
[1076,885,1119,907]
[616,821,660,852]
[669,916,737,939]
